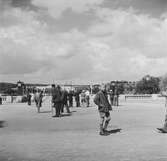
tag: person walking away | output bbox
[85,90,90,107]
[116,89,119,106]
[0,94,2,105]
[113,88,119,106]
[74,90,80,107]
[61,89,70,113]
[68,90,73,107]
[81,90,86,107]
[52,85,62,117]
[34,90,43,113]
[38,91,43,108]
[27,91,32,106]
[94,84,112,136]
[34,90,39,112]
[109,90,114,106]
[51,84,56,115]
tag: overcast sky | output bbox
[0,0,167,84]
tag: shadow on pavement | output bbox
[60,113,72,117]
[108,128,122,134]
[70,111,77,113]
[39,110,52,113]
[0,121,6,128]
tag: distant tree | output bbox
[136,75,160,94]
[160,74,167,90]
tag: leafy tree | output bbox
[160,74,167,90]
[136,75,160,94]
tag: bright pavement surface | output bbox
[0,98,167,161]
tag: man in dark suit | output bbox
[74,90,80,107]
[68,90,73,107]
[52,85,62,117]
[94,84,112,136]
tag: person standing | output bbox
[52,85,62,117]
[81,90,86,107]
[109,90,114,106]
[51,84,56,115]
[0,94,2,105]
[157,88,167,133]
[27,91,32,106]
[85,90,90,107]
[113,88,119,106]
[61,89,70,113]
[68,90,73,107]
[34,90,40,113]
[38,91,43,108]
[94,84,112,136]
[74,90,80,107]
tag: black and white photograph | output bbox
[1,0,167,160]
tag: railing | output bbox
[125,95,152,101]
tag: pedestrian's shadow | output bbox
[60,113,72,117]
[108,128,122,134]
[40,110,52,113]
[70,111,77,113]
[0,121,6,128]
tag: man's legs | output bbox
[76,100,80,107]
[58,103,62,116]
[86,97,89,107]
[162,114,167,132]
[61,103,64,113]
[99,112,109,135]
[99,112,105,135]
[103,112,111,132]
[65,103,70,113]
[69,100,72,107]
[55,103,59,117]
[157,113,167,133]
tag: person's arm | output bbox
[94,93,100,106]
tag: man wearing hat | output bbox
[94,84,112,136]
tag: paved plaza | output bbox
[0,98,167,161]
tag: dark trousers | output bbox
[0,97,2,105]
[61,103,70,113]
[86,96,89,107]
[69,100,73,107]
[55,102,62,116]
[110,98,114,106]
[76,100,80,107]
[28,99,31,105]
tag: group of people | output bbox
[80,90,90,107]
[109,89,119,106]
[26,90,44,113]
[51,84,91,117]
[25,84,117,136]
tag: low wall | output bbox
[123,94,165,101]
[1,96,23,103]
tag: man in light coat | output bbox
[157,87,167,133]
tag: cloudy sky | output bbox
[0,0,167,84]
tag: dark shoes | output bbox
[52,115,60,117]
[157,128,167,133]
[99,131,110,136]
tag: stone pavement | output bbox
[0,99,167,161]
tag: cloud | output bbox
[1,2,167,83]
[85,8,167,79]
[32,0,104,18]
